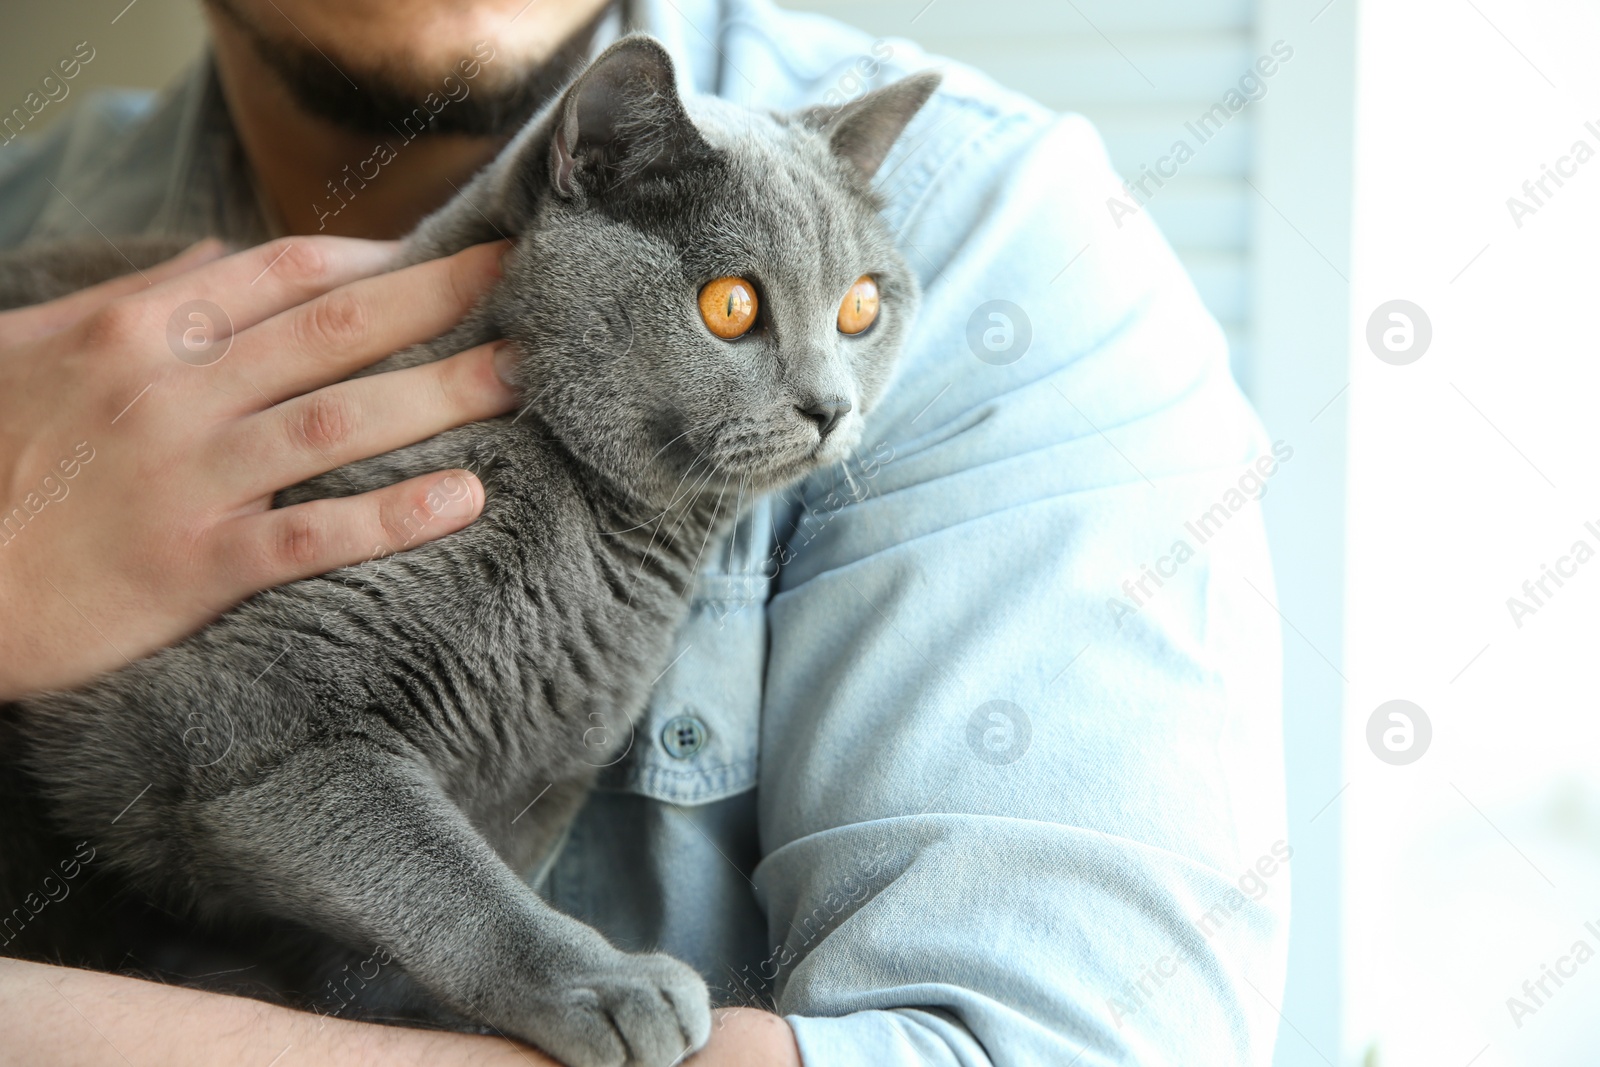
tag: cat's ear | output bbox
[549,34,712,199]
[807,71,942,181]
[400,35,708,259]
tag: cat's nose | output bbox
[799,397,852,440]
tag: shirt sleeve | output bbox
[0,115,71,247]
[0,88,162,249]
[754,97,1291,1067]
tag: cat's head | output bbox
[422,35,938,508]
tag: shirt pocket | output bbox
[594,497,775,805]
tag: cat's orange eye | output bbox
[837,275,880,335]
[698,277,759,340]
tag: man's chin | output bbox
[203,0,613,139]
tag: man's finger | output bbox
[215,340,518,498]
[224,241,506,408]
[128,235,404,343]
[217,469,487,597]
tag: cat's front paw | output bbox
[523,951,711,1067]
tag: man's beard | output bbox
[204,0,612,137]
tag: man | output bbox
[0,0,1291,1063]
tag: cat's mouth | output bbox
[685,407,864,490]
[703,440,831,488]
[771,422,863,480]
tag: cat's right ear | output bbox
[400,36,709,259]
[548,34,712,200]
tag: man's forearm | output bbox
[0,959,802,1067]
[0,957,546,1067]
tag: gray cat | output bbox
[0,35,937,1067]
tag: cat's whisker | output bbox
[600,444,714,535]
[624,446,715,606]
[840,457,863,502]
[684,464,730,581]
[648,425,700,464]
[658,445,719,517]
[659,458,722,551]
[599,515,662,536]
[649,450,713,533]
[726,474,746,573]
[667,460,725,552]
[508,378,557,427]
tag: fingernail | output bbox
[496,240,515,274]
[493,340,520,389]
[433,473,481,521]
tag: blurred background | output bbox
[6,1,1600,1064]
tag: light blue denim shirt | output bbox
[0,1,1290,1063]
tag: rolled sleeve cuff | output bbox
[789,1007,998,1067]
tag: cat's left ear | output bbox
[805,70,943,182]
[549,34,713,199]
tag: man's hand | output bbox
[0,236,517,700]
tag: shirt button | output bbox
[661,715,707,759]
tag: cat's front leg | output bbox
[202,739,711,1067]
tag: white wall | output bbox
[1347,0,1600,1063]
[0,0,204,136]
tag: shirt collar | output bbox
[153,55,278,243]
